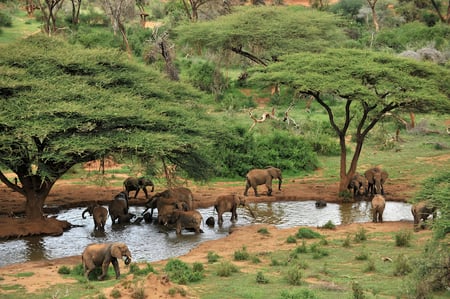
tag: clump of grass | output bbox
[129,263,155,276]
[58,266,71,275]
[286,235,297,244]
[15,272,34,277]
[216,261,239,277]
[295,240,308,253]
[310,243,329,259]
[192,262,204,273]
[110,288,121,298]
[256,271,269,284]
[234,246,250,261]
[285,266,302,285]
[393,254,412,276]
[342,234,352,247]
[364,259,376,272]
[207,251,220,263]
[251,256,261,264]
[352,281,365,299]
[296,228,322,239]
[394,230,412,247]
[257,227,270,235]
[280,289,318,299]
[131,282,145,299]
[355,248,369,261]
[321,220,336,229]
[354,227,367,242]
[164,259,203,284]
[169,287,186,296]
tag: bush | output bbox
[393,254,412,276]
[164,259,203,284]
[256,271,269,284]
[216,261,239,277]
[394,230,412,247]
[296,228,322,239]
[321,220,336,229]
[57,266,71,275]
[207,251,220,263]
[129,263,156,276]
[234,246,250,261]
[353,227,367,242]
[257,227,270,235]
[285,266,302,285]
[280,288,318,299]
[286,235,297,244]
[0,11,12,27]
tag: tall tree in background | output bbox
[101,0,134,56]
[0,36,213,220]
[250,49,450,194]
[37,0,64,35]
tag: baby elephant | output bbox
[82,204,108,231]
[167,210,204,235]
[411,201,437,231]
[82,242,132,280]
[214,193,246,225]
[371,194,386,223]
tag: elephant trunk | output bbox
[82,208,90,219]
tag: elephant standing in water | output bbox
[348,172,368,198]
[109,191,135,224]
[214,193,247,225]
[82,242,132,280]
[411,201,437,231]
[244,167,282,197]
[365,167,388,195]
[82,204,108,231]
[142,187,193,223]
[371,194,386,223]
[165,210,204,235]
[123,177,154,199]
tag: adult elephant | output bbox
[364,167,388,195]
[411,201,437,231]
[244,166,282,197]
[81,242,132,280]
[371,194,386,223]
[109,191,133,224]
[123,177,154,199]
[82,204,108,231]
[142,187,193,221]
[165,210,204,235]
[214,193,247,225]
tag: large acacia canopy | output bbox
[0,35,214,219]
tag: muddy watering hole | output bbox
[0,201,413,267]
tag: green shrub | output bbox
[256,271,269,284]
[286,235,297,244]
[355,250,369,261]
[129,263,156,276]
[342,234,352,247]
[192,262,204,273]
[321,220,336,229]
[280,288,318,299]
[234,246,250,261]
[395,230,412,247]
[257,227,270,235]
[57,266,71,275]
[207,251,220,263]
[110,288,121,298]
[216,261,239,277]
[294,240,308,253]
[285,266,302,285]
[364,259,376,272]
[164,259,203,284]
[393,254,412,276]
[0,11,12,27]
[354,227,367,242]
[296,228,322,239]
[310,243,329,259]
[251,256,261,264]
[352,281,365,299]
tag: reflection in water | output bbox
[0,201,413,267]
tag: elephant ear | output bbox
[111,243,126,258]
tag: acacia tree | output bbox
[0,35,214,220]
[250,49,450,194]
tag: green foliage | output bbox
[393,254,412,276]
[286,235,297,244]
[364,259,376,273]
[256,271,269,284]
[57,266,71,275]
[164,259,203,284]
[0,10,12,27]
[285,266,302,285]
[110,288,121,298]
[342,234,352,247]
[183,59,229,97]
[128,263,155,276]
[296,228,322,239]
[374,22,450,52]
[216,261,239,277]
[127,25,153,58]
[351,281,365,299]
[321,220,336,229]
[329,0,365,18]
[355,249,369,261]
[280,288,318,299]
[234,246,250,261]
[353,227,367,242]
[207,251,220,263]
[394,230,412,247]
[257,227,270,235]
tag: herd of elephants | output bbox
[80,166,438,281]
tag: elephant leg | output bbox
[111,258,120,279]
[176,222,182,235]
[267,186,273,196]
[143,187,148,199]
[244,183,251,196]
[253,186,259,197]
[218,212,224,225]
[99,261,110,280]
[134,189,140,199]
[232,207,237,221]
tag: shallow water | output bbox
[0,201,413,267]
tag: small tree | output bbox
[250,49,450,194]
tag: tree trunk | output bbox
[367,0,379,32]
[20,175,54,220]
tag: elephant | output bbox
[411,201,437,231]
[108,191,130,224]
[364,167,388,195]
[315,200,327,208]
[123,177,154,199]
[82,204,108,231]
[347,172,368,198]
[81,242,132,280]
[371,194,386,223]
[214,193,246,225]
[142,187,194,220]
[165,210,204,235]
[244,166,282,197]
